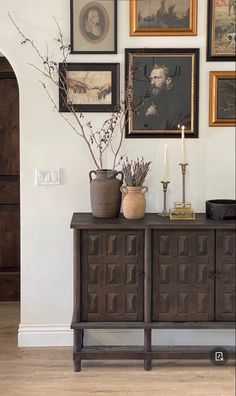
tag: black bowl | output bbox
[206,199,236,220]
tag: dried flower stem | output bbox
[122,157,152,187]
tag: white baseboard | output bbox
[18,324,73,347]
[18,324,236,348]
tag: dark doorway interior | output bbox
[0,57,20,301]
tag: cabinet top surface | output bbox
[70,213,236,230]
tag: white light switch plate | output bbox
[35,168,61,186]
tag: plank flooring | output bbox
[0,302,235,396]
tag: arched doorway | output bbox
[0,56,20,301]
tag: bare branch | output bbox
[9,14,144,171]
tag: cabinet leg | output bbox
[144,358,152,371]
[73,360,81,372]
[144,329,152,371]
[73,329,83,372]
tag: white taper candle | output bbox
[163,144,168,181]
[181,125,185,163]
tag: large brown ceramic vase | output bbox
[120,186,148,220]
[89,169,124,218]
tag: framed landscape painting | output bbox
[59,63,120,112]
[209,71,236,126]
[207,0,236,61]
[70,0,117,53]
[125,48,199,138]
[130,0,198,36]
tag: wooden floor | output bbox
[0,302,235,396]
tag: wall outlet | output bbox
[35,168,61,186]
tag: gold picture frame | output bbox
[130,0,197,36]
[209,71,236,127]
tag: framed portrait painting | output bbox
[130,0,198,36]
[207,0,236,61]
[209,71,236,126]
[59,63,120,112]
[125,48,199,138]
[70,0,117,54]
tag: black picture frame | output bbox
[207,0,236,62]
[125,48,199,139]
[59,63,120,113]
[70,0,117,54]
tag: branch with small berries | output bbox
[9,13,143,170]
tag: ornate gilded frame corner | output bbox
[209,71,236,127]
[130,0,197,36]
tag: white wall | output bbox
[0,0,235,347]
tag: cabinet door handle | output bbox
[208,271,222,280]
[208,271,215,279]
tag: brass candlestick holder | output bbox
[180,163,188,205]
[170,163,195,220]
[158,181,170,217]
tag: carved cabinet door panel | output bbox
[81,230,144,321]
[215,230,235,321]
[152,230,215,321]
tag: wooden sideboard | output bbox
[70,213,236,371]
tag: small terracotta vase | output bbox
[120,186,148,220]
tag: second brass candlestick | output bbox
[169,162,195,220]
[158,180,170,217]
[180,162,188,205]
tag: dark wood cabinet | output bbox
[71,214,236,371]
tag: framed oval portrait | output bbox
[70,0,117,54]
[79,2,109,44]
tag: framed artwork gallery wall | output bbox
[1,0,235,353]
[66,0,235,137]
